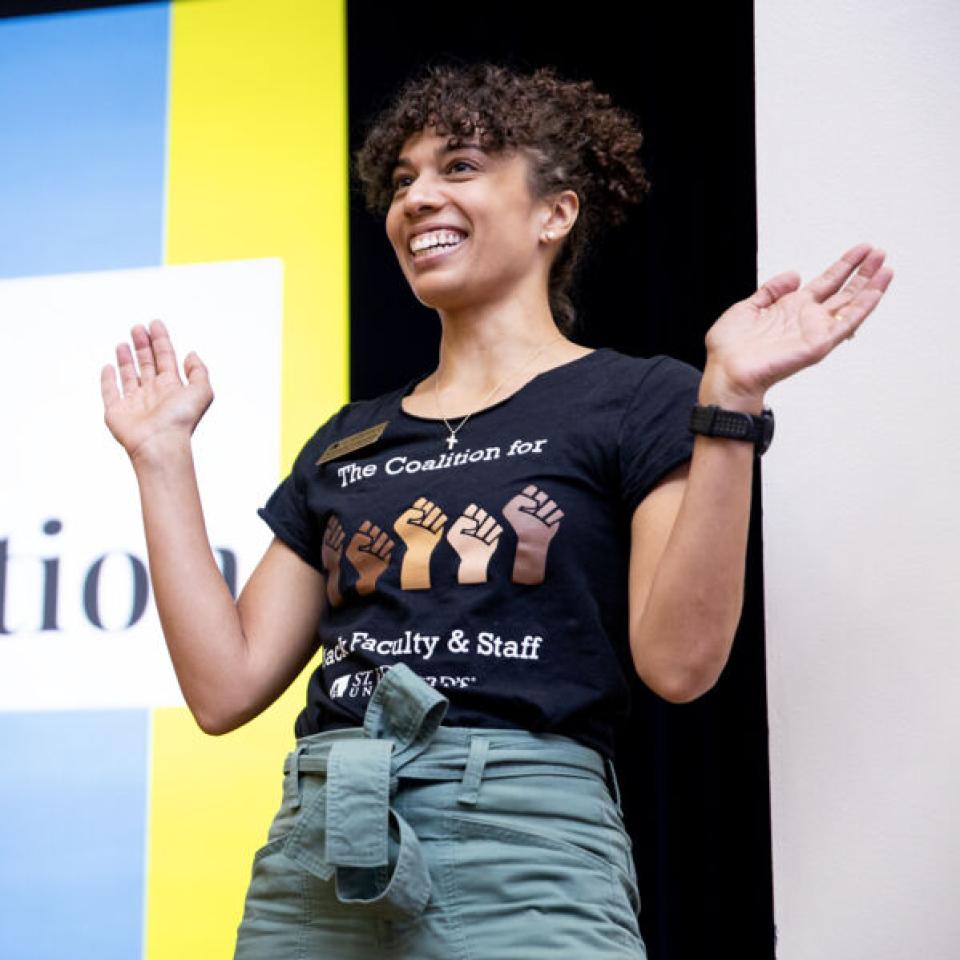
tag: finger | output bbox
[100,364,121,408]
[116,343,139,395]
[804,242,873,302]
[454,513,475,532]
[829,266,893,344]
[538,498,559,517]
[422,502,441,524]
[484,523,503,544]
[477,515,497,538]
[747,271,802,309]
[183,350,211,389]
[149,319,181,380]
[823,248,886,313]
[131,324,157,380]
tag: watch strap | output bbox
[689,404,774,455]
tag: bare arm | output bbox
[132,439,326,733]
[627,244,894,701]
[103,320,326,734]
[627,431,753,703]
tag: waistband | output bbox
[276,662,623,921]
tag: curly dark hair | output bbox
[353,61,651,335]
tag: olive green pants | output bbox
[234,662,645,959]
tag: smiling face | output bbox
[384,126,553,313]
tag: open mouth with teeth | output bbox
[409,229,468,261]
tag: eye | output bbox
[391,159,477,194]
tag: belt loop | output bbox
[456,735,490,807]
[604,754,623,812]
[285,744,307,811]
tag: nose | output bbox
[401,169,443,214]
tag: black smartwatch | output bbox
[689,404,775,455]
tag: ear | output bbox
[539,189,580,244]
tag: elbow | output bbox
[652,670,718,704]
[630,600,743,704]
[182,663,258,736]
[192,709,233,736]
[196,719,232,737]
[641,669,718,703]
[632,631,734,704]
[190,702,248,736]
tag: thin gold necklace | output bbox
[432,335,565,451]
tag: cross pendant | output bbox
[445,434,458,451]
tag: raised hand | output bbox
[446,503,503,584]
[100,319,213,462]
[346,520,395,595]
[702,243,894,406]
[502,484,564,585]
[321,515,346,607]
[393,496,447,590]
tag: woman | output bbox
[101,62,892,958]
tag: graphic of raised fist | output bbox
[346,519,395,595]
[394,496,447,590]
[502,484,564,585]
[447,503,502,584]
[321,514,346,607]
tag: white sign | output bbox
[0,259,283,710]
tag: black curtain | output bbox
[346,4,774,959]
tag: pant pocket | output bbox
[449,811,618,883]
[234,837,306,959]
[443,815,644,958]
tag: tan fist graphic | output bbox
[393,496,447,590]
[446,503,502,584]
[502,484,564,585]
[321,514,346,607]
[346,520,395,595]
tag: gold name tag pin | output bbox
[315,420,389,466]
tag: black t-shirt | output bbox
[258,347,702,760]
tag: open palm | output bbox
[705,243,894,399]
[100,319,213,462]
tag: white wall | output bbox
[756,2,960,958]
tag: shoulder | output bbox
[586,349,702,418]
[598,348,702,386]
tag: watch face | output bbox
[759,408,775,455]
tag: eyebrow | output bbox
[391,139,486,175]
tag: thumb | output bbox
[748,270,802,309]
[183,351,210,386]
